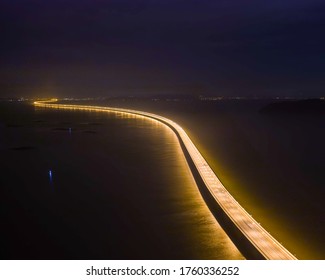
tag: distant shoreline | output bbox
[260,99,325,114]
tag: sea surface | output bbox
[1,99,324,260]
[0,102,243,260]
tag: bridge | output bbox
[34,99,297,260]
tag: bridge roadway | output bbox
[34,100,297,260]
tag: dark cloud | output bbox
[1,0,324,97]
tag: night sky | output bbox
[1,0,325,98]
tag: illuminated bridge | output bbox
[34,99,297,260]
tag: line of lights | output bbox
[34,99,297,260]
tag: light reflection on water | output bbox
[115,110,242,259]
[0,103,244,259]
[104,109,244,260]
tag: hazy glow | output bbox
[34,100,297,260]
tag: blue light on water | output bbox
[49,170,53,183]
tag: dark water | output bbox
[0,102,243,260]
[99,99,325,259]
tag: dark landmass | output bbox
[260,99,325,114]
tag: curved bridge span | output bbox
[34,99,297,260]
